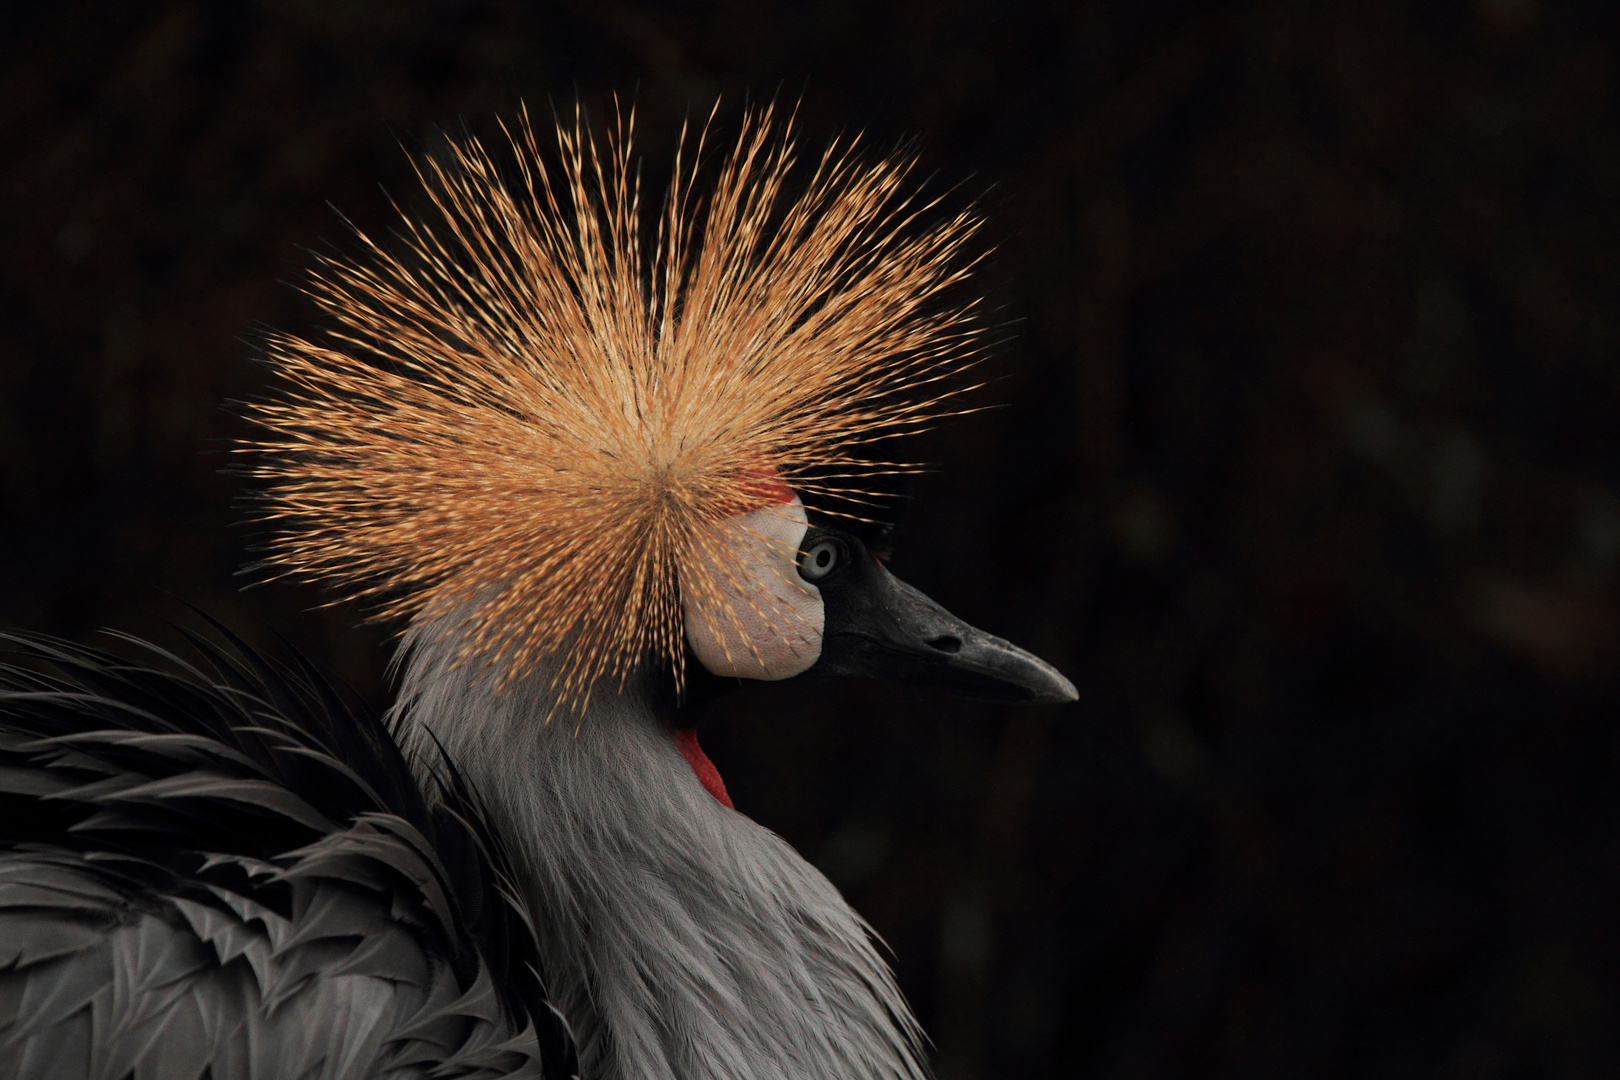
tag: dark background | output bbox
[2,1,1616,1076]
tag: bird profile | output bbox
[2,100,1076,1080]
[244,101,985,710]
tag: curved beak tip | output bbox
[1013,652,1079,705]
[1037,669,1080,705]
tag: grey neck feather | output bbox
[390,616,931,1080]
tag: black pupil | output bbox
[815,548,832,568]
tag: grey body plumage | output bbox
[0,614,931,1080]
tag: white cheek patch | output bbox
[681,495,825,680]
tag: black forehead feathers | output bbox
[796,440,916,561]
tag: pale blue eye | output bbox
[798,539,841,582]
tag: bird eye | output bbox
[797,537,842,583]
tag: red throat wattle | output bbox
[673,729,734,809]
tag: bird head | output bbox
[245,102,1074,713]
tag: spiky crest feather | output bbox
[244,101,984,709]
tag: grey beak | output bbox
[815,550,1078,705]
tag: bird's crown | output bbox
[245,101,984,711]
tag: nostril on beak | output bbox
[926,635,963,654]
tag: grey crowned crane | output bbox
[0,105,1075,1080]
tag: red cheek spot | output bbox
[672,728,734,809]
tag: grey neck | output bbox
[389,618,930,1080]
